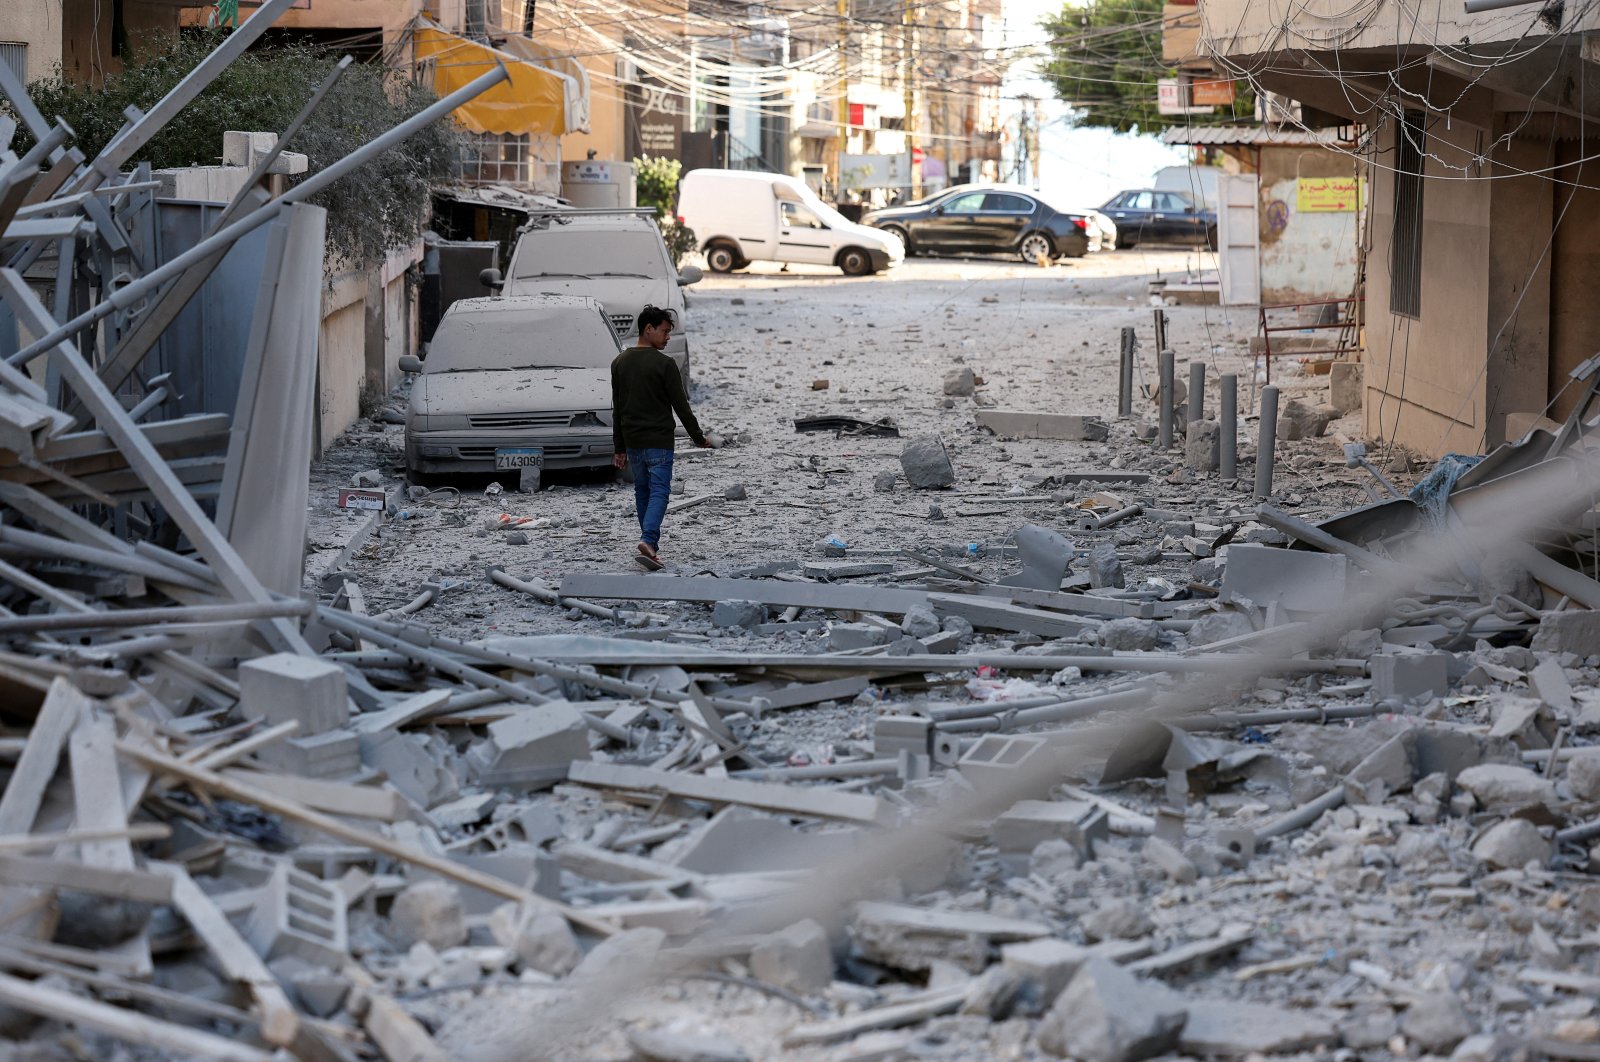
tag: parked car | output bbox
[677,169,904,276]
[1100,188,1217,249]
[491,210,700,386]
[401,295,620,480]
[860,184,1107,262]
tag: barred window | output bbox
[1389,109,1425,319]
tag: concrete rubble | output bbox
[8,18,1600,1062]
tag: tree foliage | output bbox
[12,32,462,264]
[1040,0,1253,133]
[632,153,697,266]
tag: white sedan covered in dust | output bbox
[402,295,620,480]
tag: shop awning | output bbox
[413,21,576,138]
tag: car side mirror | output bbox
[933,205,945,215]
[1185,206,1196,213]
[398,354,424,374]
[479,267,504,292]
[677,265,703,286]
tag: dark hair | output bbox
[637,305,673,332]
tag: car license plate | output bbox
[495,447,544,470]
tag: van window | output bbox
[781,201,827,230]
[510,228,671,280]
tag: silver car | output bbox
[402,295,619,479]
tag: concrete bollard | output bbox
[1118,327,1135,417]
[1254,385,1279,499]
[1189,362,1205,422]
[1220,373,1238,480]
[1158,348,1176,450]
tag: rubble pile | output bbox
[5,8,1600,1061]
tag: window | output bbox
[1129,192,1155,210]
[944,192,987,213]
[1390,109,1426,318]
[983,193,1033,213]
[1156,193,1189,212]
[0,42,25,86]
[781,201,825,229]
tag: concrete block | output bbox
[852,901,1049,973]
[875,715,932,759]
[1220,544,1350,613]
[958,734,1048,798]
[750,919,834,992]
[711,599,765,629]
[1000,938,1091,1003]
[990,799,1106,855]
[828,623,889,651]
[943,367,975,396]
[387,881,466,951]
[1037,957,1186,1061]
[1505,410,1562,441]
[1184,419,1219,471]
[361,731,459,807]
[1472,817,1551,869]
[223,130,276,166]
[975,409,1109,442]
[1328,361,1363,414]
[245,862,348,968]
[260,731,360,779]
[1371,651,1450,702]
[490,901,580,975]
[465,701,590,788]
[1531,610,1600,656]
[239,653,350,734]
[668,806,859,874]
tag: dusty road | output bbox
[307,248,1363,628]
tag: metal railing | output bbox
[1257,296,1362,384]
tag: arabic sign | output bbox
[1189,79,1236,106]
[1296,177,1366,212]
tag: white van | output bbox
[677,169,904,276]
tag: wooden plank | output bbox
[557,573,928,615]
[0,824,169,854]
[0,678,86,832]
[926,592,1099,638]
[782,984,971,1046]
[223,769,407,822]
[0,855,172,903]
[115,741,616,937]
[0,969,273,1061]
[567,760,895,827]
[159,863,299,1047]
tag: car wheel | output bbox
[839,248,872,276]
[706,243,739,273]
[1205,225,1219,251]
[1019,232,1053,264]
[883,225,913,255]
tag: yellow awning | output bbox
[413,23,569,138]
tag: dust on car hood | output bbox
[414,367,612,417]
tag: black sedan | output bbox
[861,185,1100,262]
[1100,188,1217,249]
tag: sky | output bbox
[999,0,1188,209]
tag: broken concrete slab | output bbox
[387,880,467,951]
[1473,818,1551,868]
[710,600,766,629]
[1036,957,1186,1061]
[943,367,975,396]
[1371,651,1451,702]
[1530,610,1600,656]
[1177,1000,1337,1057]
[238,653,349,733]
[749,919,833,993]
[1219,544,1350,613]
[465,702,591,789]
[1328,361,1363,414]
[975,410,1109,442]
[852,901,1050,973]
[1456,764,1557,812]
[1000,938,1091,1003]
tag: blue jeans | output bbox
[628,447,675,549]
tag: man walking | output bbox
[611,306,711,569]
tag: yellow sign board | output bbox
[1297,177,1366,212]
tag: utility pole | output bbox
[904,0,918,198]
[837,0,850,194]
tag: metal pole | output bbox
[1220,373,1238,480]
[1152,308,1168,352]
[1118,326,1135,417]
[1254,385,1279,499]
[1188,361,1205,422]
[1158,348,1175,450]
[7,62,511,369]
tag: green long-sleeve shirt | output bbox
[610,346,705,453]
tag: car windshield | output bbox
[510,228,669,280]
[426,307,618,373]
